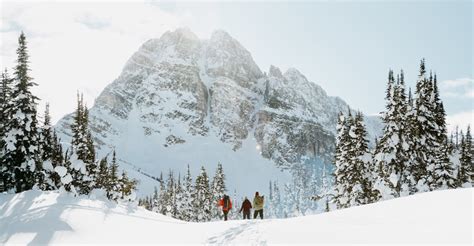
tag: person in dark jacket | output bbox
[218,194,232,221]
[239,197,252,219]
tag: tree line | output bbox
[0,32,137,200]
[138,163,226,222]
[333,59,473,209]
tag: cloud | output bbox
[440,78,473,99]
[446,111,474,133]
[441,78,473,88]
[0,1,185,124]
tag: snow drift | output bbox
[1,188,472,245]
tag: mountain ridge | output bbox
[55,28,382,195]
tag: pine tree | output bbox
[373,70,410,199]
[174,175,184,220]
[458,127,473,187]
[411,60,438,192]
[267,181,274,218]
[352,112,372,204]
[49,130,64,188]
[210,163,226,220]
[151,186,159,212]
[181,165,194,221]
[118,170,136,201]
[432,138,456,189]
[0,69,14,192]
[2,32,41,192]
[165,170,176,217]
[95,157,109,189]
[107,151,120,200]
[430,74,456,189]
[334,110,353,208]
[157,172,167,215]
[271,181,282,217]
[38,103,56,190]
[193,166,212,222]
[70,94,96,194]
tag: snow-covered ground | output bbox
[1,188,472,245]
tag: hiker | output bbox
[218,194,232,221]
[253,192,264,219]
[239,197,252,220]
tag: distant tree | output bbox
[180,165,194,221]
[95,157,109,189]
[165,170,176,216]
[193,166,212,222]
[107,151,120,200]
[210,163,226,220]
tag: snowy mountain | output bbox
[55,28,382,196]
[1,188,471,244]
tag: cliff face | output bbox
[55,28,382,194]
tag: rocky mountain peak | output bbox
[284,67,307,82]
[268,65,284,78]
[162,27,199,42]
[55,28,382,195]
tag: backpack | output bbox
[223,196,230,209]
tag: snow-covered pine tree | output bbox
[404,80,419,195]
[320,163,331,212]
[69,94,97,194]
[151,186,159,212]
[282,182,297,217]
[0,69,14,192]
[433,138,456,189]
[165,170,177,217]
[2,32,41,193]
[193,166,212,222]
[394,71,414,196]
[458,126,473,187]
[70,94,87,192]
[430,74,456,189]
[271,181,282,217]
[334,109,369,208]
[181,165,194,221]
[157,172,167,215]
[49,130,64,188]
[174,174,184,220]
[333,111,352,208]
[95,157,109,189]
[267,181,274,218]
[38,103,56,190]
[210,163,226,220]
[107,151,120,200]
[118,170,136,201]
[83,107,96,166]
[373,70,409,199]
[289,163,312,215]
[411,60,438,192]
[352,112,372,204]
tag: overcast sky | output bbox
[1,0,472,132]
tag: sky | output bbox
[1,0,472,132]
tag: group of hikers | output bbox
[217,192,265,221]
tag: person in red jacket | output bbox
[218,194,232,221]
[239,197,252,219]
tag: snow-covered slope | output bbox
[54,28,382,196]
[1,188,471,245]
